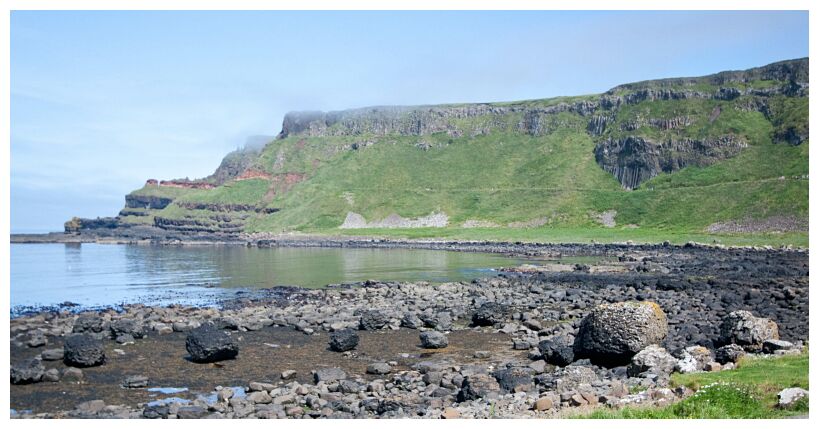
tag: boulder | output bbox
[110,318,145,339]
[10,359,45,384]
[493,366,535,393]
[717,310,779,352]
[538,335,575,366]
[72,314,106,334]
[777,387,809,408]
[471,302,508,326]
[628,345,676,377]
[328,329,359,352]
[762,339,794,354]
[573,301,668,365]
[41,348,64,361]
[401,313,424,329]
[314,367,347,383]
[675,346,713,373]
[420,331,449,349]
[185,324,239,363]
[359,310,388,331]
[122,375,149,388]
[63,334,106,367]
[715,344,747,364]
[457,374,501,401]
[366,362,392,375]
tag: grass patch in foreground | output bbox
[577,352,809,419]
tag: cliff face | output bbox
[91,58,808,236]
[277,58,806,189]
[594,136,748,190]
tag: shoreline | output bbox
[10,245,809,418]
[10,231,809,253]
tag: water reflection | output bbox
[11,243,523,309]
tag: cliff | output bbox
[76,58,808,238]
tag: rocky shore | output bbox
[10,244,809,419]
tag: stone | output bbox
[185,323,239,363]
[704,362,721,372]
[10,359,45,384]
[62,367,84,382]
[628,345,676,377]
[401,313,423,329]
[762,339,794,354]
[122,375,149,388]
[718,310,779,352]
[281,370,297,380]
[110,318,145,339]
[247,391,273,404]
[777,387,808,408]
[441,407,460,419]
[42,368,60,382]
[27,332,48,347]
[473,351,491,359]
[314,367,347,383]
[472,302,508,326]
[75,400,106,415]
[528,360,547,374]
[534,397,554,411]
[177,406,208,419]
[538,335,575,366]
[40,348,63,361]
[328,329,359,352]
[493,366,534,393]
[573,301,668,365]
[420,331,449,349]
[715,344,747,364]
[217,388,234,402]
[367,362,392,375]
[457,374,501,401]
[72,314,106,334]
[675,345,713,373]
[63,334,106,367]
[359,310,389,330]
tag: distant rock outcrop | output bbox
[594,135,748,189]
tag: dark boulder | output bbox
[64,334,106,367]
[457,374,501,402]
[110,318,145,340]
[420,331,449,349]
[471,302,508,326]
[185,324,239,363]
[538,335,575,366]
[715,344,747,364]
[11,359,45,384]
[493,366,534,393]
[329,329,359,352]
[359,310,389,330]
[72,314,106,334]
[573,301,668,366]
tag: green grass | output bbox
[578,352,809,419]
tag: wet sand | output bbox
[11,327,525,414]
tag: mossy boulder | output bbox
[574,301,669,366]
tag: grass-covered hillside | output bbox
[118,58,808,246]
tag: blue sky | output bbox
[10,10,809,233]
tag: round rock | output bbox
[573,301,668,366]
[11,359,45,384]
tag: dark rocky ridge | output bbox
[593,135,748,190]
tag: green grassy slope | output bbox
[121,58,808,245]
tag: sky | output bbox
[10,10,809,233]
